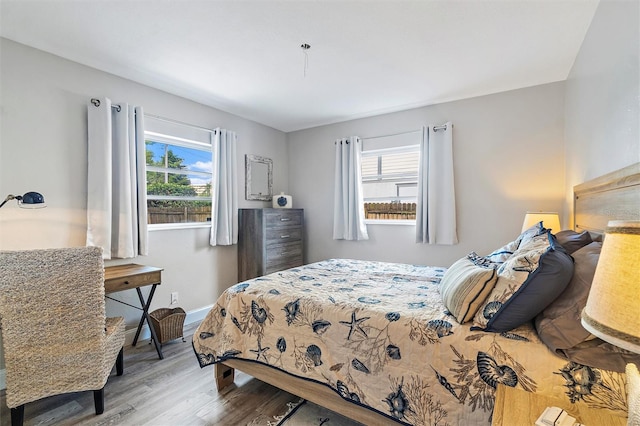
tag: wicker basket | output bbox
[149,307,186,344]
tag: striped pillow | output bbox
[440,253,499,323]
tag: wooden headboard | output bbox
[574,162,640,234]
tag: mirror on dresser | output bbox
[245,154,273,201]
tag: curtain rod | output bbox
[90,98,217,134]
[90,98,121,112]
[91,98,448,136]
[144,113,217,135]
[361,124,449,141]
[362,129,421,141]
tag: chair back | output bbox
[0,246,107,407]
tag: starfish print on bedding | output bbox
[339,311,370,340]
[249,339,270,362]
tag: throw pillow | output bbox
[484,221,546,264]
[555,230,593,255]
[535,241,640,372]
[535,242,601,352]
[471,231,574,333]
[440,253,499,323]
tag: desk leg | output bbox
[131,284,164,360]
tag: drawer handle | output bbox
[124,281,129,285]
[280,235,290,239]
[280,218,291,222]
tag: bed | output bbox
[193,162,640,425]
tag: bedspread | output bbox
[193,259,628,425]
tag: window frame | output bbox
[361,143,420,225]
[144,130,214,231]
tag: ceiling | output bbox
[0,0,599,132]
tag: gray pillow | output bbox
[560,338,640,373]
[535,242,600,351]
[535,241,640,372]
[554,230,593,255]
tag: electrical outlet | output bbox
[171,292,178,305]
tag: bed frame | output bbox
[215,161,640,425]
[215,359,387,424]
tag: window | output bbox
[145,129,213,228]
[361,132,420,222]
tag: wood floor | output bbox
[0,324,300,426]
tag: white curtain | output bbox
[333,136,369,241]
[87,98,148,259]
[210,128,238,246]
[416,123,458,244]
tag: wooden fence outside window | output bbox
[148,206,211,224]
[364,202,416,220]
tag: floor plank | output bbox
[0,324,299,426]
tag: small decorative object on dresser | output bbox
[272,192,292,209]
[238,208,304,281]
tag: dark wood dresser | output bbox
[238,208,304,281]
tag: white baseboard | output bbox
[0,304,213,391]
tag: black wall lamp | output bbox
[0,192,46,209]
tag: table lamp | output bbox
[581,221,639,425]
[522,212,561,233]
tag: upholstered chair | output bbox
[0,246,125,426]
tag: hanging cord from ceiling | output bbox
[301,43,311,77]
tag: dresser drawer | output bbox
[266,256,303,275]
[265,210,303,227]
[267,241,303,263]
[266,227,302,245]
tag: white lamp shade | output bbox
[581,221,640,354]
[522,212,561,233]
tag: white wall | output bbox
[564,0,640,227]
[0,38,288,376]
[288,82,566,268]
